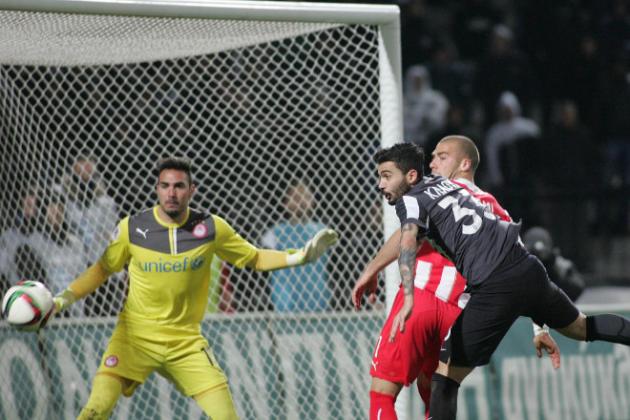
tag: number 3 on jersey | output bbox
[437,192,482,235]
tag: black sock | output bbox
[429,373,460,420]
[586,314,630,344]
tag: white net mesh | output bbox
[0,10,341,66]
[0,6,394,419]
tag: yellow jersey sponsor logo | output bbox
[142,256,205,273]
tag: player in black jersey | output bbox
[374,142,630,420]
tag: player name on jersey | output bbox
[423,180,460,200]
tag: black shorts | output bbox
[440,245,580,367]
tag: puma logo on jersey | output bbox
[135,227,149,239]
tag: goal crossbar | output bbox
[0,0,399,25]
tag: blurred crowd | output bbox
[393,0,630,271]
[0,156,124,316]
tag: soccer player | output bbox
[353,136,558,419]
[374,142,630,420]
[48,157,338,420]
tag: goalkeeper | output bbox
[49,157,338,420]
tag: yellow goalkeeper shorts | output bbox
[96,320,228,397]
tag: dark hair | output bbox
[156,157,194,185]
[373,143,424,178]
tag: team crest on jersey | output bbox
[193,223,208,238]
[104,355,119,367]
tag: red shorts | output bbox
[370,287,462,386]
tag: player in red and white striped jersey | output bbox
[352,135,558,420]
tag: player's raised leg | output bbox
[555,312,630,344]
[529,265,630,345]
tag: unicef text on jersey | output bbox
[142,256,205,273]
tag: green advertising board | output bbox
[0,313,383,420]
[456,312,630,420]
[2,308,630,419]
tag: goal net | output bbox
[0,1,402,419]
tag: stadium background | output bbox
[1,0,630,419]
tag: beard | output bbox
[165,208,182,219]
[162,200,184,219]
[386,180,411,205]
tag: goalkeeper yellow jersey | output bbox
[100,206,257,333]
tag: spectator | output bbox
[261,181,331,312]
[14,244,47,286]
[523,226,586,302]
[484,91,540,188]
[426,39,475,111]
[28,193,86,317]
[14,186,40,236]
[452,0,504,62]
[540,100,598,253]
[62,154,118,264]
[403,65,449,147]
[544,100,598,188]
[61,155,121,316]
[476,24,537,129]
[0,186,42,284]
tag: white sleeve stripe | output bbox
[402,196,420,220]
[414,260,432,289]
[435,265,457,302]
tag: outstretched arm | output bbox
[53,261,111,313]
[248,228,338,271]
[389,223,421,342]
[352,229,401,309]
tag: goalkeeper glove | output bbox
[37,289,77,330]
[53,288,78,314]
[286,228,339,266]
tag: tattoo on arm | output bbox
[399,223,419,297]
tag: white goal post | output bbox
[0,1,404,419]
